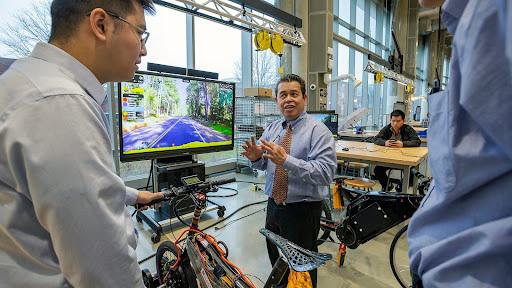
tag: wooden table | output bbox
[336,140,429,194]
[338,129,427,144]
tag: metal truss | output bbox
[364,62,415,87]
[156,0,306,46]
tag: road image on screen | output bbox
[120,73,234,156]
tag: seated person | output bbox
[372,110,421,191]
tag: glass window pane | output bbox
[370,42,376,52]
[195,17,241,81]
[356,0,365,31]
[140,7,187,70]
[252,49,280,89]
[338,0,351,23]
[337,43,350,75]
[370,2,377,39]
[355,34,365,47]
[338,25,351,39]
[355,50,364,83]
[0,0,50,58]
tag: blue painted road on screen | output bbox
[123,116,229,152]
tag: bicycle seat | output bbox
[259,229,332,272]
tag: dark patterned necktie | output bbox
[271,124,292,204]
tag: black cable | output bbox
[173,196,192,228]
[214,208,265,231]
[201,200,267,231]
[236,180,265,185]
[145,160,154,191]
[137,198,268,264]
[138,253,157,265]
[208,186,239,198]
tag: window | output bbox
[252,48,280,89]
[338,43,350,75]
[0,0,49,58]
[338,0,351,23]
[356,0,365,31]
[338,25,351,39]
[195,17,241,81]
[334,0,395,129]
[369,2,377,39]
[140,7,187,70]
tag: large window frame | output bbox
[332,0,396,129]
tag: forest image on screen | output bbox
[120,73,233,155]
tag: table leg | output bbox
[403,167,411,194]
[412,165,419,195]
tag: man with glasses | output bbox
[0,1,161,287]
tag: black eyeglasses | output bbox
[87,10,150,44]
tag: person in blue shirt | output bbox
[242,74,337,287]
[408,0,512,287]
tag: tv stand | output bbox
[135,156,226,243]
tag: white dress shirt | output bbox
[0,42,143,287]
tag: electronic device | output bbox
[308,111,338,136]
[118,71,235,161]
[181,175,203,186]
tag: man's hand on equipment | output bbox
[241,136,264,161]
[136,191,164,210]
[260,139,288,165]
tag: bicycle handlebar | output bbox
[143,178,237,206]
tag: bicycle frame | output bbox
[144,177,332,288]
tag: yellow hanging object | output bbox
[278,66,284,74]
[270,33,285,55]
[287,271,313,288]
[254,30,271,51]
[374,72,384,84]
[405,84,414,93]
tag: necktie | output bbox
[271,124,292,204]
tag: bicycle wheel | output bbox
[156,241,197,288]
[317,199,333,246]
[389,225,412,288]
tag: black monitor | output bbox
[308,110,339,136]
[118,71,235,162]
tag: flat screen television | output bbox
[308,110,339,136]
[118,71,235,161]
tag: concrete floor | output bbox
[133,173,409,288]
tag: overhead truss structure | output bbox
[154,0,306,47]
[365,62,415,88]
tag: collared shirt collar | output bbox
[281,111,307,129]
[30,42,106,104]
[442,0,470,35]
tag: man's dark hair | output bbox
[390,109,405,120]
[275,74,306,97]
[49,0,156,42]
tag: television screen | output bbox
[308,111,338,136]
[118,71,235,161]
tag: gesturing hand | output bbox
[260,139,288,165]
[241,136,264,161]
